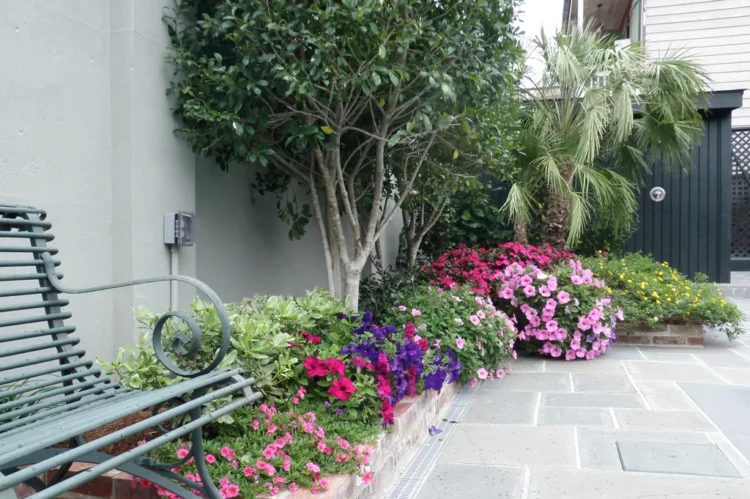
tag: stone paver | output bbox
[572,374,635,393]
[462,391,536,424]
[633,380,699,410]
[438,425,577,467]
[544,359,625,374]
[624,360,724,382]
[527,468,750,499]
[577,428,710,470]
[414,463,524,499]
[481,372,571,392]
[692,352,750,368]
[538,407,614,428]
[544,392,645,408]
[617,441,741,477]
[405,337,750,499]
[712,367,750,385]
[613,409,715,432]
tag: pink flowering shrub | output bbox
[496,260,623,360]
[426,243,575,295]
[148,403,379,497]
[385,287,517,386]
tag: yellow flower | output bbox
[666,297,671,302]
[627,279,633,284]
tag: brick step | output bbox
[617,324,705,346]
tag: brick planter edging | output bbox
[14,384,460,499]
[617,323,705,346]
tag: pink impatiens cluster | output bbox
[497,260,622,360]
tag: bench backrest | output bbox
[0,205,121,433]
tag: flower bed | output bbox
[92,288,514,496]
[583,253,744,339]
[13,385,460,499]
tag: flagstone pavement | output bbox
[405,297,750,499]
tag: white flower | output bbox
[454,318,464,325]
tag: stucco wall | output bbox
[0,0,196,360]
[0,1,115,359]
[194,160,404,302]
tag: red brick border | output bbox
[619,323,704,346]
[14,384,460,499]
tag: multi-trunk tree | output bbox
[166,0,521,310]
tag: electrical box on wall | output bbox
[164,212,195,246]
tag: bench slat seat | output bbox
[0,205,259,499]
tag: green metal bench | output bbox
[0,205,261,499]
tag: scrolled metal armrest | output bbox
[40,252,230,378]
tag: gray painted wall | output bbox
[194,159,404,302]
[644,0,750,127]
[0,0,196,360]
[0,0,402,361]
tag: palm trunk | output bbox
[514,219,528,245]
[543,189,570,250]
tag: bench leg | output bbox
[189,422,222,499]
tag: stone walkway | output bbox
[407,298,750,499]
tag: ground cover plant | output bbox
[584,253,745,339]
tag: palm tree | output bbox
[504,24,710,249]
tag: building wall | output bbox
[194,159,404,302]
[0,1,115,359]
[644,0,750,127]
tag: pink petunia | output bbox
[243,466,256,478]
[317,441,327,452]
[523,285,536,297]
[469,315,481,325]
[476,310,486,319]
[318,478,329,489]
[411,308,422,317]
[571,274,583,285]
[292,396,300,405]
[220,447,236,461]
[550,346,563,358]
[176,448,189,459]
[219,483,240,498]
[470,377,478,387]
[362,472,373,485]
[577,316,592,331]
[556,291,570,304]
[498,287,514,299]
[548,276,558,291]
[205,454,216,464]
[477,368,488,379]
[251,419,260,431]
[306,462,321,474]
[616,308,625,321]
[496,369,505,379]
[545,320,559,332]
[456,337,465,349]
[539,285,551,297]
[289,482,299,492]
[398,305,407,312]
[565,349,576,361]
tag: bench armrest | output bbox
[40,252,230,379]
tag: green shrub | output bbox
[98,289,348,402]
[583,253,745,339]
[359,266,429,318]
[382,286,517,384]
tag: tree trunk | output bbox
[344,269,362,312]
[543,189,570,250]
[406,236,421,266]
[310,185,337,296]
[514,218,528,245]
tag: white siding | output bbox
[645,0,750,127]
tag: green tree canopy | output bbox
[166,0,522,309]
